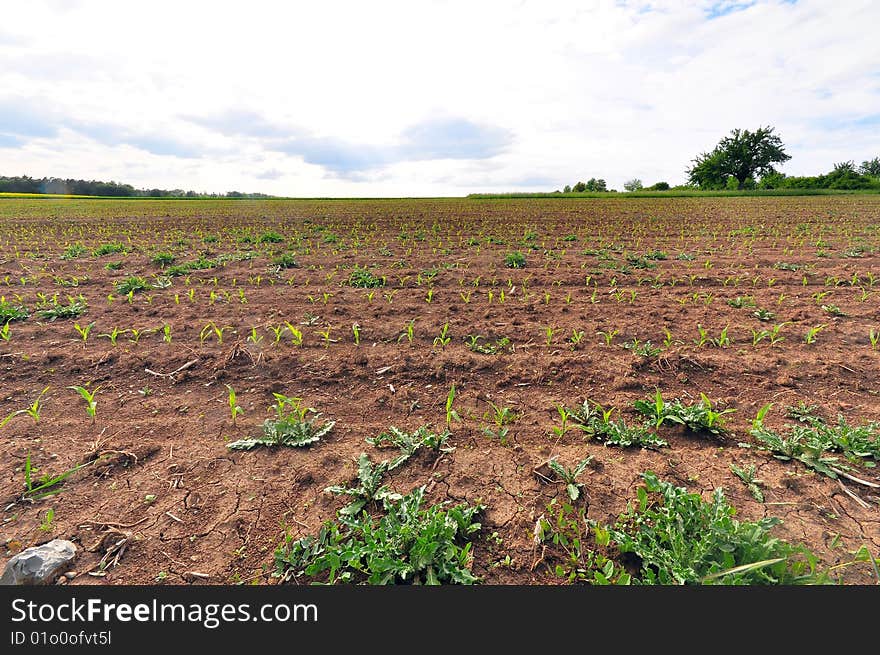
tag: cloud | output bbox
[255,168,284,180]
[0,1,878,194]
[399,118,513,161]
[0,97,59,140]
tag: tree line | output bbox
[0,175,273,198]
[560,126,880,193]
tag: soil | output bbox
[0,195,878,585]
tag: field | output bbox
[1,196,878,585]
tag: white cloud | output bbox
[0,0,878,195]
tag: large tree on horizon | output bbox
[687,126,791,189]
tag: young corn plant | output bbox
[0,322,10,342]
[225,385,243,425]
[547,456,594,502]
[433,322,451,348]
[804,324,827,345]
[869,328,879,350]
[23,386,50,424]
[482,401,518,446]
[68,385,99,422]
[22,453,87,500]
[284,322,304,346]
[324,453,402,516]
[73,321,95,343]
[227,395,333,450]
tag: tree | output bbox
[648,181,670,191]
[687,126,791,189]
[572,181,587,192]
[859,157,880,177]
[585,178,606,192]
[563,184,572,193]
[623,178,643,192]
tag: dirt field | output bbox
[1,196,878,584]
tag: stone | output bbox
[0,539,77,585]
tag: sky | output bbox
[1,0,878,196]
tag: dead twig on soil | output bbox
[837,480,871,509]
[145,359,198,381]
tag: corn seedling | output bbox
[0,322,10,341]
[547,456,594,501]
[551,404,571,439]
[99,327,126,345]
[482,401,517,445]
[200,321,232,344]
[433,322,451,348]
[22,452,87,500]
[68,385,99,421]
[23,386,50,423]
[445,383,461,427]
[694,324,710,347]
[804,324,827,344]
[597,329,618,346]
[284,322,304,346]
[247,327,264,346]
[569,329,585,350]
[768,322,788,345]
[870,328,879,350]
[162,324,172,343]
[712,325,731,348]
[268,324,285,343]
[225,384,243,425]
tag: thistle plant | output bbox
[227,395,333,450]
[324,453,402,516]
[547,456,594,501]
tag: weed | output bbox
[36,297,87,321]
[61,243,87,260]
[504,251,526,268]
[348,265,386,288]
[227,395,333,450]
[275,486,484,584]
[465,334,510,355]
[325,453,402,516]
[366,425,454,469]
[547,456,594,501]
[607,471,827,584]
[729,463,765,502]
[0,297,30,322]
[39,507,55,532]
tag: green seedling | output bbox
[98,327,126,346]
[870,328,879,350]
[352,323,361,346]
[22,452,87,500]
[597,329,619,346]
[162,324,172,343]
[24,386,50,423]
[68,385,99,421]
[730,463,765,503]
[225,384,243,425]
[551,404,570,440]
[547,456,594,501]
[246,327,264,345]
[284,322,304,346]
[804,324,827,344]
[482,401,517,446]
[39,507,55,532]
[445,383,461,427]
[0,322,10,341]
[433,322,451,348]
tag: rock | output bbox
[0,539,77,585]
